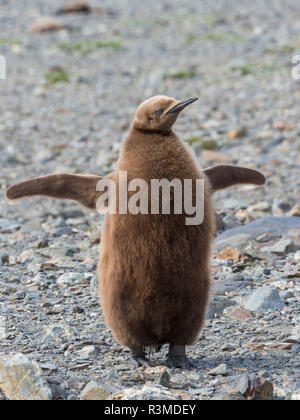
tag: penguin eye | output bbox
[154,109,163,116]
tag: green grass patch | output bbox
[0,38,22,46]
[185,136,219,150]
[201,15,220,26]
[184,34,199,44]
[264,44,297,54]
[167,70,196,79]
[45,70,70,85]
[57,39,123,56]
[231,64,280,79]
[203,33,245,43]
[231,65,254,76]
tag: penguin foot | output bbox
[130,355,152,368]
[165,344,193,369]
[129,346,152,368]
[165,356,194,369]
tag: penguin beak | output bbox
[166,97,199,115]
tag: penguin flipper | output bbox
[6,173,108,210]
[204,165,265,193]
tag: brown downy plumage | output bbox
[7,95,265,368]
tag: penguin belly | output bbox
[98,208,213,348]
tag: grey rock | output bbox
[211,393,246,400]
[214,233,252,251]
[0,219,20,234]
[155,368,171,387]
[216,217,300,246]
[0,353,51,400]
[80,381,115,400]
[56,272,93,287]
[244,286,284,313]
[20,219,42,233]
[73,305,84,314]
[89,275,98,297]
[75,345,100,359]
[206,296,236,319]
[14,290,26,300]
[0,253,9,266]
[209,363,228,376]
[279,290,294,301]
[261,238,296,255]
[113,384,189,400]
[286,325,300,344]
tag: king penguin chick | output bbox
[99,95,215,368]
[6,95,265,369]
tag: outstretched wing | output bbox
[6,174,106,209]
[204,165,265,193]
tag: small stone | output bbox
[56,1,91,15]
[223,306,253,321]
[73,305,84,314]
[14,290,26,300]
[80,381,115,400]
[0,218,20,234]
[256,233,275,243]
[221,344,235,352]
[286,325,300,344]
[214,374,273,400]
[30,18,65,33]
[288,204,300,217]
[18,249,34,264]
[227,127,247,139]
[209,364,228,376]
[0,253,9,266]
[206,296,236,319]
[113,384,190,400]
[20,219,42,233]
[261,238,296,255]
[201,150,233,163]
[65,247,80,257]
[155,368,170,387]
[90,275,98,297]
[90,230,101,246]
[248,201,271,212]
[76,346,100,359]
[244,286,284,313]
[56,272,93,287]
[216,217,300,246]
[294,251,300,261]
[279,291,294,301]
[211,393,245,400]
[40,364,58,372]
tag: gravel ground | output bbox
[0,0,299,400]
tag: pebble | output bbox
[113,384,191,400]
[261,238,296,255]
[223,306,253,321]
[206,296,236,319]
[80,381,115,400]
[56,272,93,287]
[208,364,228,376]
[155,368,171,387]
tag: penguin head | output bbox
[133,95,199,132]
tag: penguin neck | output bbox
[131,124,173,137]
[120,125,180,168]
